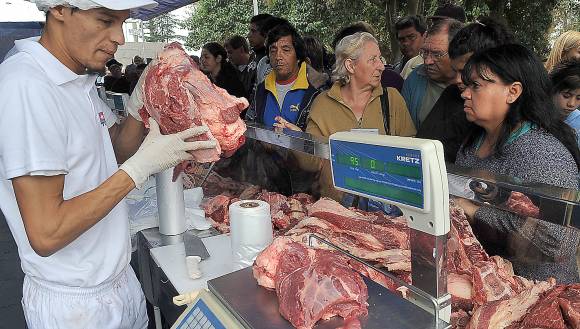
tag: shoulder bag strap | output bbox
[380,87,390,134]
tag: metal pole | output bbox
[252,0,259,15]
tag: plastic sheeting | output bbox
[131,0,197,20]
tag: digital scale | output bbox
[330,132,451,323]
[171,290,242,329]
[170,132,451,329]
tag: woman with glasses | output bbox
[275,32,415,201]
[454,44,580,283]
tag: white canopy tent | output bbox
[0,0,258,22]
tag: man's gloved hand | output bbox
[120,118,216,188]
[126,60,155,121]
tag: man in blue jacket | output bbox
[246,22,327,130]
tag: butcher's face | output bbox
[350,41,385,89]
[46,7,128,74]
[461,67,515,127]
[269,35,300,82]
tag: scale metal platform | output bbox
[206,267,447,329]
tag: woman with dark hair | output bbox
[200,42,248,100]
[416,16,515,163]
[550,60,580,145]
[454,44,580,283]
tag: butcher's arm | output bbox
[109,115,145,163]
[12,172,135,257]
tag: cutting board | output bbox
[150,234,239,294]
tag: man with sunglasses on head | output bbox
[401,18,463,129]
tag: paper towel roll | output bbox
[229,200,273,269]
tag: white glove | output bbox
[126,60,155,121]
[120,118,216,188]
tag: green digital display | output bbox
[345,177,423,207]
[336,154,421,179]
[385,162,421,179]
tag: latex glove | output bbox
[126,60,156,121]
[120,118,216,188]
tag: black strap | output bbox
[380,87,390,134]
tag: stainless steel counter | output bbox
[209,267,450,329]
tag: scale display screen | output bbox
[174,298,226,329]
[331,139,424,208]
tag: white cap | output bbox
[28,0,158,11]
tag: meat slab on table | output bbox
[253,237,368,329]
[139,42,248,168]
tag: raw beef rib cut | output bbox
[140,42,248,164]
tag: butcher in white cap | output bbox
[0,1,217,328]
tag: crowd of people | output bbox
[0,1,579,328]
[226,4,580,284]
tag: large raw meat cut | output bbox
[253,237,368,329]
[466,279,556,329]
[139,42,248,164]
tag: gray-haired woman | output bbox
[276,32,415,201]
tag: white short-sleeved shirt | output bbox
[0,37,130,287]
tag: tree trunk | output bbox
[417,0,425,15]
[385,0,400,61]
[408,0,420,15]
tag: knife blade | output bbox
[183,233,210,260]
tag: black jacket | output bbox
[416,84,476,163]
[214,63,249,100]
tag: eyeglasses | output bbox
[367,55,387,65]
[419,49,448,61]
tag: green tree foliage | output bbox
[550,0,580,43]
[183,1,254,50]
[503,0,559,58]
[145,13,180,43]
[183,0,577,61]
[184,0,388,55]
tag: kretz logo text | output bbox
[396,155,420,164]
